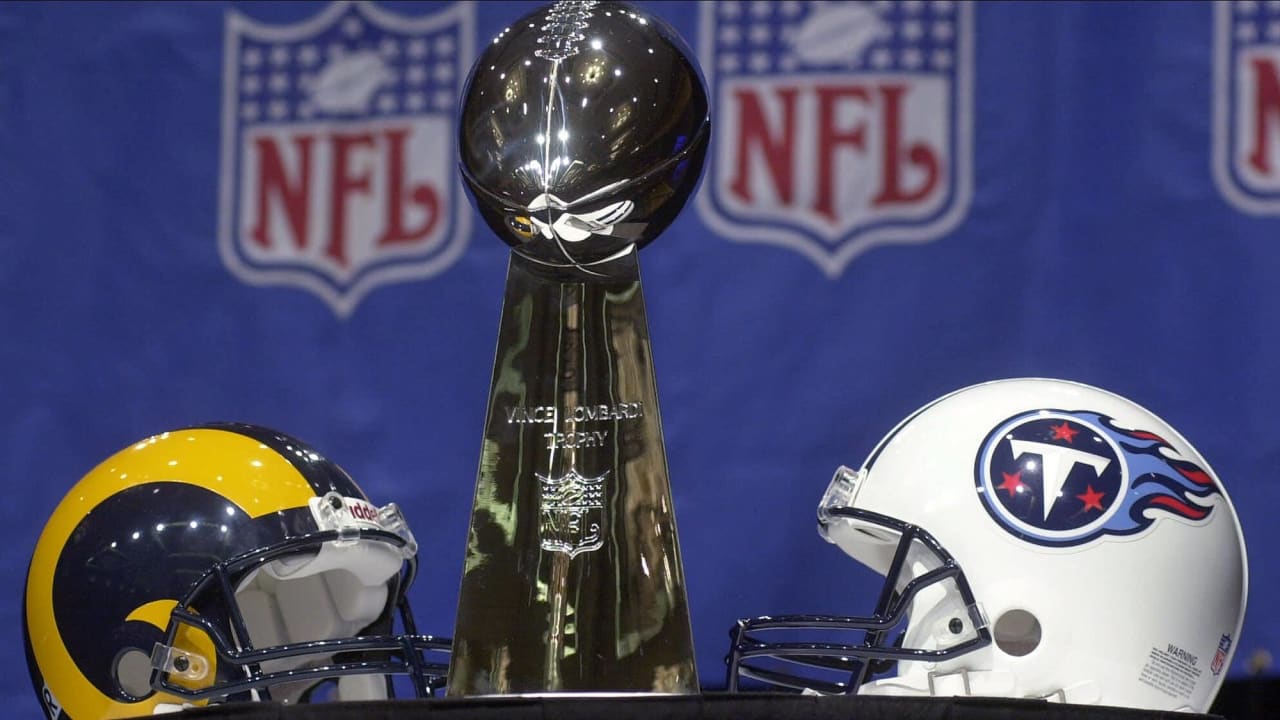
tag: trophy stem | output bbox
[447,249,699,695]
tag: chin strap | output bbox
[861,669,1102,705]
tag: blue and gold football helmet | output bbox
[23,423,449,719]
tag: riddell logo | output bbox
[347,501,380,522]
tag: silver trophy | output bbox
[447,0,710,695]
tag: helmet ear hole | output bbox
[113,647,155,700]
[992,609,1041,657]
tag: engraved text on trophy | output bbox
[504,401,646,448]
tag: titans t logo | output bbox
[976,409,1222,547]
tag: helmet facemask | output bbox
[149,494,449,705]
[726,467,991,694]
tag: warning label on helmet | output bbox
[1138,643,1202,700]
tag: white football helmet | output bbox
[727,378,1248,713]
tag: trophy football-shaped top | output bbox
[448,0,709,696]
[457,0,709,269]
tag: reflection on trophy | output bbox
[446,0,710,696]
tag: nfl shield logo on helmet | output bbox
[695,1,973,276]
[218,1,473,316]
[1213,1,1280,213]
[1211,633,1232,675]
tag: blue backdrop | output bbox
[2,1,1277,716]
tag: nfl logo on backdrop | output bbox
[696,0,974,276]
[1213,0,1280,214]
[219,1,473,317]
